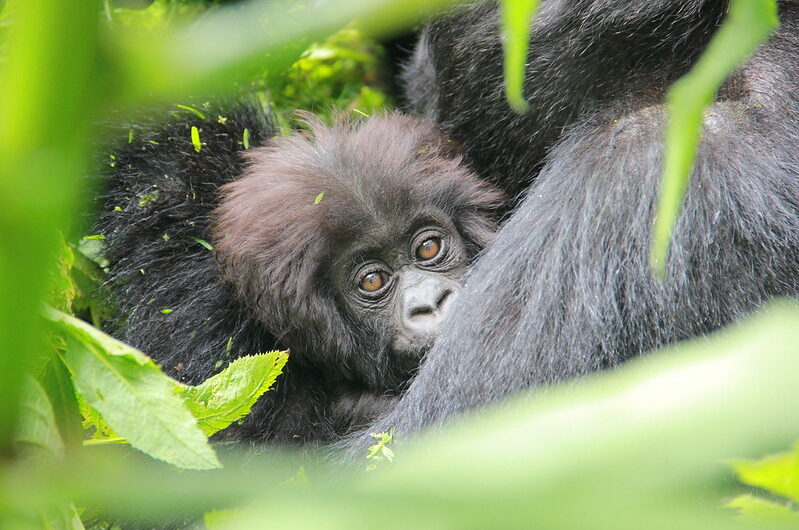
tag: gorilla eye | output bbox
[416,236,442,261]
[359,270,390,293]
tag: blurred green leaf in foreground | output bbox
[650,0,778,276]
[730,443,799,525]
[17,302,796,529]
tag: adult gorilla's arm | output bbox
[345,1,799,450]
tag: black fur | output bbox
[343,0,799,449]
[96,101,320,443]
[96,101,504,444]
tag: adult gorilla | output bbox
[346,0,799,444]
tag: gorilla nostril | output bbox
[410,305,434,318]
[436,288,452,308]
[409,288,453,319]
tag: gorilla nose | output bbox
[403,282,455,337]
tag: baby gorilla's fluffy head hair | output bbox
[212,112,505,390]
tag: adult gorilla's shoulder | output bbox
[345,0,799,447]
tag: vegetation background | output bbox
[0,0,797,528]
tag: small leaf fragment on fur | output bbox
[242,128,250,149]
[313,192,324,205]
[176,104,206,120]
[366,428,395,471]
[353,108,369,117]
[190,236,214,251]
[137,189,160,208]
[162,233,170,242]
[191,126,202,153]
[128,129,133,143]
[82,234,105,240]
[161,309,173,314]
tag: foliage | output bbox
[145,303,799,530]
[499,0,539,113]
[729,444,799,524]
[263,27,390,130]
[0,0,796,527]
[649,0,778,275]
[181,353,288,437]
[366,428,395,471]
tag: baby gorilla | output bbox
[97,103,504,444]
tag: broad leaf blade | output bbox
[14,376,64,461]
[181,352,288,437]
[40,356,83,446]
[45,307,221,470]
[650,0,778,276]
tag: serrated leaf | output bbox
[727,494,799,524]
[181,352,288,437]
[45,234,77,313]
[44,307,221,470]
[77,391,120,442]
[733,447,799,503]
[14,376,64,461]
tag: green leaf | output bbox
[191,125,202,152]
[45,234,77,314]
[14,376,64,461]
[40,356,82,445]
[242,127,250,149]
[44,307,221,470]
[189,236,213,251]
[499,0,540,113]
[733,446,799,504]
[180,352,288,437]
[78,391,121,444]
[313,192,324,205]
[37,502,87,530]
[112,0,462,101]
[176,103,206,120]
[727,494,799,524]
[650,0,778,276]
[205,509,242,529]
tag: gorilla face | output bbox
[336,220,467,369]
[213,112,505,391]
